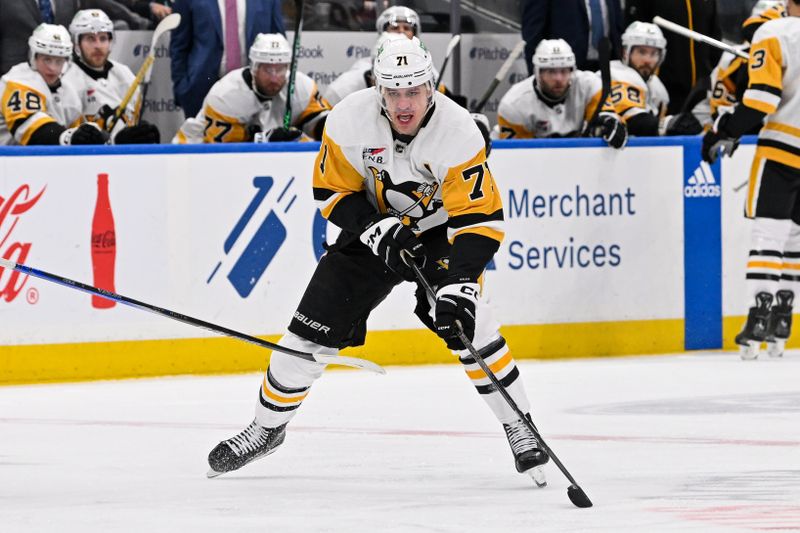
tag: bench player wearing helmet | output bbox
[63,9,160,144]
[496,38,627,149]
[0,23,105,145]
[173,33,331,144]
[206,36,551,486]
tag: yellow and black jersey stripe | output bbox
[497,114,532,139]
[294,87,331,140]
[710,56,745,116]
[743,36,783,115]
[313,131,365,221]
[608,80,647,121]
[202,105,249,143]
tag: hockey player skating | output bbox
[207,36,550,485]
[0,24,106,146]
[702,0,800,359]
[172,33,331,144]
[495,38,627,149]
[63,9,160,144]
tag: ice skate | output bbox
[207,420,287,478]
[503,414,549,487]
[735,292,773,360]
[766,290,794,358]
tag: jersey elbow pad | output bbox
[448,233,501,280]
[25,121,67,145]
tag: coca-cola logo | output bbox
[0,184,46,302]
[92,229,116,249]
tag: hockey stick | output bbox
[283,0,305,129]
[471,40,525,113]
[0,258,385,375]
[434,34,461,90]
[653,16,749,60]
[582,36,611,137]
[107,13,181,132]
[405,254,592,509]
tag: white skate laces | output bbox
[226,421,269,456]
[504,418,540,454]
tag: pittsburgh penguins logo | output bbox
[369,166,442,230]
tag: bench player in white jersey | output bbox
[173,33,331,144]
[495,39,627,149]
[703,0,800,359]
[62,10,160,144]
[206,37,551,485]
[607,22,672,136]
[0,24,106,146]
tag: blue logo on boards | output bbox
[207,176,297,298]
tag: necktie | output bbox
[39,0,54,24]
[588,0,605,48]
[225,0,242,72]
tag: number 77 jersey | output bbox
[313,88,504,246]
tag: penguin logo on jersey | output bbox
[368,166,441,230]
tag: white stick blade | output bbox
[445,34,462,56]
[152,13,181,45]
[314,354,387,374]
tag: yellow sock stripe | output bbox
[465,350,513,380]
[262,376,309,404]
[747,260,783,270]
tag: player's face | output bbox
[538,68,572,99]
[34,54,67,85]
[253,63,289,96]
[381,84,431,135]
[79,33,112,69]
[386,22,415,39]
[628,46,661,80]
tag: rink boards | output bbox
[0,137,756,383]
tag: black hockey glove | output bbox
[359,214,426,281]
[112,121,161,144]
[598,114,628,149]
[663,111,703,136]
[702,112,739,164]
[434,276,479,351]
[255,126,303,143]
[471,112,492,157]
[60,123,108,145]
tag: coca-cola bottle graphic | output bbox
[91,173,116,309]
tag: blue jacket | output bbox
[170,0,285,117]
[521,0,623,75]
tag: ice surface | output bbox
[1,352,798,532]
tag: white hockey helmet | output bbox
[749,0,785,17]
[533,39,576,78]
[373,35,433,89]
[622,21,667,66]
[69,10,114,59]
[28,23,73,69]
[249,33,292,66]
[371,31,407,62]
[375,6,421,37]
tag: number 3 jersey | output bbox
[313,88,504,264]
[0,62,82,145]
[173,68,331,143]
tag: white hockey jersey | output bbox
[173,68,331,143]
[494,70,610,139]
[314,89,503,244]
[324,57,372,106]
[608,60,669,123]
[0,62,82,145]
[743,16,800,169]
[61,59,138,130]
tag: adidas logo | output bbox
[685,162,721,197]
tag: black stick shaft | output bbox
[582,37,611,137]
[409,258,591,508]
[284,0,305,129]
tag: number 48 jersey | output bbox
[0,63,82,145]
[314,88,503,247]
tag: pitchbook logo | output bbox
[0,184,46,302]
[207,176,297,298]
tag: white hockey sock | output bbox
[746,217,792,305]
[456,335,531,425]
[778,222,800,300]
[254,332,333,428]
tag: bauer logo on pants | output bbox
[206,176,297,298]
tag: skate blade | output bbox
[207,468,224,479]
[739,341,760,360]
[527,466,547,488]
[767,340,785,358]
